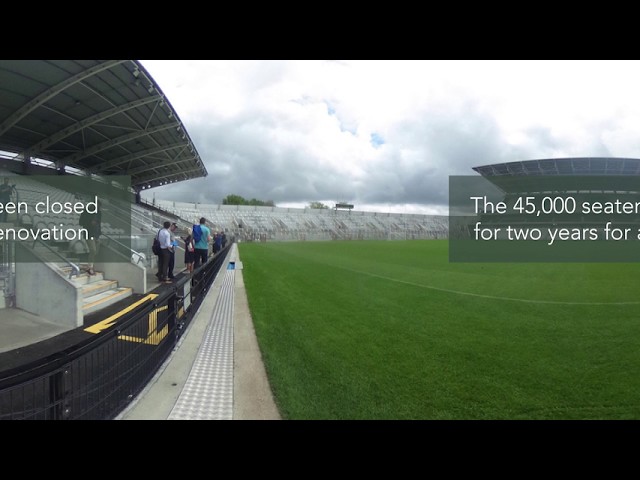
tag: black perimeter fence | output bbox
[0,243,231,420]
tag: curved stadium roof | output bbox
[473,157,640,177]
[0,60,207,190]
[473,157,640,193]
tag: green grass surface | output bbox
[238,240,640,419]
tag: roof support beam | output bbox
[0,60,126,136]
[28,96,160,154]
[61,122,180,165]
[91,144,184,173]
[134,166,203,185]
[127,156,197,176]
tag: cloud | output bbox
[140,60,640,214]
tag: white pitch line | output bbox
[340,267,640,306]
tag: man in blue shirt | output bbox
[193,217,211,269]
[214,231,223,254]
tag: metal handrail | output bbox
[14,185,78,279]
[100,232,147,265]
[109,195,173,235]
[30,237,80,279]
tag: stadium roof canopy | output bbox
[473,157,640,177]
[0,60,207,190]
[472,157,640,193]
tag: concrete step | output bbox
[80,279,118,297]
[60,264,102,282]
[67,270,104,284]
[61,264,130,317]
[82,287,133,315]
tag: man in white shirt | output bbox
[167,222,178,279]
[156,221,173,283]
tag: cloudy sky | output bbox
[139,60,640,214]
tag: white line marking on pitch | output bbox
[341,267,640,306]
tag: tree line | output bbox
[222,194,330,209]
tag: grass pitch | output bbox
[238,240,640,419]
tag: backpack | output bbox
[152,229,162,255]
[192,224,203,243]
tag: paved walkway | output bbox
[116,244,281,420]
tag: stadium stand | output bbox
[153,200,449,242]
[0,60,449,419]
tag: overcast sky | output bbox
[139,60,640,214]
